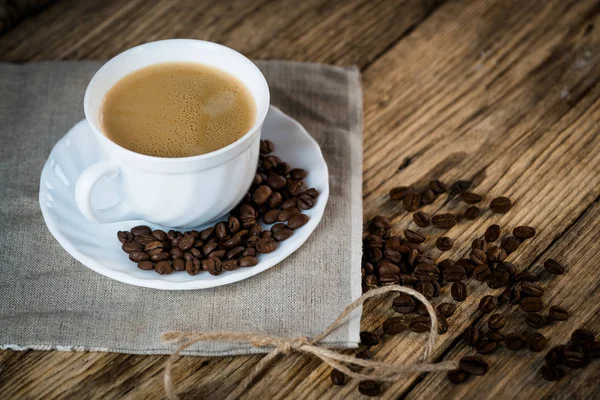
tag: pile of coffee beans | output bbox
[117,140,317,275]
[332,178,598,396]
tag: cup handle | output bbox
[75,160,139,223]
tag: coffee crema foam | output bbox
[101,62,256,157]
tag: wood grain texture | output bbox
[1,0,600,399]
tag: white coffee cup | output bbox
[75,39,270,228]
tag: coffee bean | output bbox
[117,231,133,243]
[202,242,218,256]
[288,214,309,229]
[131,225,151,236]
[410,316,431,332]
[414,263,439,281]
[222,236,242,250]
[370,248,383,262]
[520,297,543,312]
[405,229,426,244]
[463,326,480,347]
[265,175,286,190]
[359,331,380,347]
[490,196,512,213]
[415,282,434,299]
[564,351,587,368]
[383,248,402,264]
[486,331,504,342]
[122,242,142,254]
[437,303,457,318]
[221,259,238,271]
[203,258,222,275]
[541,364,566,381]
[260,139,275,154]
[421,189,436,205]
[463,206,480,220]
[358,380,381,397]
[484,224,501,242]
[521,282,544,297]
[266,193,282,209]
[168,258,183,272]
[431,281,441,298]
[151,252,170,262]
[513,226,535,240]
[505,333,525,351]
[189,247,202,259]
[544,259,565,275]
[134,234,156,246]
[129,251,149,262]
[179,234,195,251]
[549,305,569,321]
[479,295,498,313]
[256,237,277,253]
[471,264,490,282]
[199,227,214,241]
[545,345,566,365]
[459,356,488,375]
[451,282,468,302]
[438,258,455,269]
[431,213,457,229]
[226,246,245,260]
[430,180,448,194]
[273,227,293,242]
[242,248,256,257]
[383,316,409,335]
[460,192,482,204]
[584,342,600,359]
[252,185,273,205]
[403,191,421,211]
[514,271,539,282]
[378,261,400,276]
[486,269,510,289]
[477,339,499,354]
[413,211,430,227]
[330,369,347,386]
[278,206,301,222]
[372,215,391,230]
[435,236,454,252]
[497,262,516,278]
[390,186,410,200]
[263,209,280,224]
[405,242,424,254]
[415,302,429,316]
[288,180,307,196]
[528,333,548,352]
[297,193,315,210]
[280,197,297,210]
[238,256,258,267]
[501,286,522,305]
[571,329,595,345]
[443,265,466,282]
[488,314,506,330]
[525,313,546,329]
[437,313,449,335]
[487,246,507,263]
[155,260,172,275]
[137,260,153,270]
[448,180,472,196]
[270,223,286,234]
[470,249,487,265]
[447,369,469,384]
[392,294,415,313]
[185,258,201,275]
[501,236,521,254]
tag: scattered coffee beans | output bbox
[549,305,569,321]
[459,356,488,375]
[490,197,512,213]
[436,236,454,251]
[330,369,347,386]
[544,259,565,275]
[413,211,430,227]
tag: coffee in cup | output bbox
[101,62,256,158]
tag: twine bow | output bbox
[161,285,458,400]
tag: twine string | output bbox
[161,285,458,400]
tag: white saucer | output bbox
[39,106,329,290]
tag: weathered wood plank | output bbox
[0,0,442,69]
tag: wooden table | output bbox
[2,0,600,398]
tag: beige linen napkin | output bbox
[0,60,363,355]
